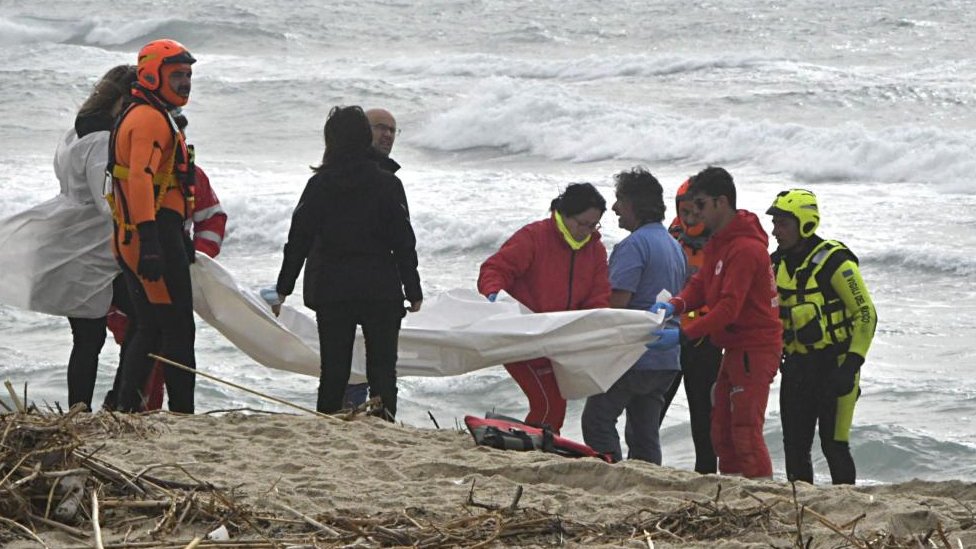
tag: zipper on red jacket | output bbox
[566,250,577,310]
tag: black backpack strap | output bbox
[481,426,536,451]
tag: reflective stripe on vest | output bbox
[774,240,854,355]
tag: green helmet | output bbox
[766,189,819,238]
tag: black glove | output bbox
[136,221,164,282]
[183,231,196,264]
[830,354,863,396]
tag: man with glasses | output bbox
[366,108,402,175]
[343,108,410,409]
[581,167,687,464]
[647,166,782,479]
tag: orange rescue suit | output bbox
[668,216,709,331]
[111,104,189,304]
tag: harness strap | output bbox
[106,90,195,237]
[111,164,177,185]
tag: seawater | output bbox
[1,0,975,484]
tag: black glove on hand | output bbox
[183,231,196,264]
[830,354,863,396]
[136,221,164,282]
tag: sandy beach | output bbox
[3,409,974,548]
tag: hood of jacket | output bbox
[707,210,769,252]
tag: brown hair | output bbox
[614,166,666,224]
[77,64,137,118]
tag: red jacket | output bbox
[671,210,781,351]
[478,217,610,313]
[190,166,226,258]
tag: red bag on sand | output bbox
[465,414,613,463]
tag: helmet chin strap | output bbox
[131,84,182,135]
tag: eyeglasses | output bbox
[571,216,601,231]
[371,123,401,136]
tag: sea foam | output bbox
[410,78,976,189]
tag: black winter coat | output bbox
[276,159,422,308]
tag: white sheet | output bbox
[0,195,117,318]
[190,254,663,400]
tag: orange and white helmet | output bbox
[137,39,195,105]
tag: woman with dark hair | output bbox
[275,106,422,421]
[478,183,611,433]
[0,64,137,411]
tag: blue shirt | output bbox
[609,222,687,371]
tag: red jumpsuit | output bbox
[669,210,783,478]
[478,216,610,433]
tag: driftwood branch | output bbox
[2,398,970,549]
[92,489,105,549]
[0,515,49,548]
[270,500,341,537]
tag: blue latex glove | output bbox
[646,327,680,351]
[487,292,498,302]
[260,288,282,306]
[649,301,675,319]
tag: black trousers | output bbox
[661,336,722,474]
[66,276,130,410]
[116,210,196,413]
[780,351,857,485]
[66,317,106,410]
[315,300,403,420]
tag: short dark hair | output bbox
[550,182,606,217]
[313,105,372,172]
[614,166,665,224]
[688,166,736,208]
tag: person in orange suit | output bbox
[108,38,198,413]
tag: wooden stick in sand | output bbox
[92,489,105,549]
[148,354,337,421]
[4,379,26,413]
[0,516,49,548]
[270,500,341,537]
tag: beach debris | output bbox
[149,354,337,421]
[206,524,229,540]
[1,399,972,548]
[427,410,441,429]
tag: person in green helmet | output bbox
[767,189,878,485]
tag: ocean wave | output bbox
[216,187,295,253]
[851,424,976,482]
[413,211,508,255]
[877,16,940,29]
[0,16,67,45]
[861,249,976,277]
[0,15,286,51]
[410,78,976,188]
[379,52,773,81]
